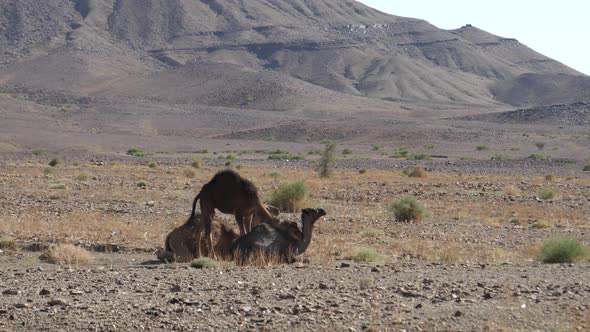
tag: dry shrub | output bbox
[40,244,93,265]
[234,248,289,267]
[0,235,17,251]
[403,165,427,178]
[183,168,196,178]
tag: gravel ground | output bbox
[0,252,589,331]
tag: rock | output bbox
[2,289,21,296]
[0,309,8,315]
[146,201,155,206]
[14,303,30,309]
[170,285,181,293]
[371,267,380,273]
[48,299,70,307]
[278,292,295,300]
[39,289,51,296]
[483,292,493,300]
[319,282,329,290]
[70,290,84,296]
[339,262,351,268]
[454,310,462,317]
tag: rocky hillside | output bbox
[460,101,590,126]
[0,0,587,109]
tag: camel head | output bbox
[301,208,326,224]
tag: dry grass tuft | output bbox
[0,235,17,251]
[403,165,427,178]
[40,244,94,265]
[183,168,196,178]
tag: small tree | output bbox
[316,142,336,178]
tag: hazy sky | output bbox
[358,0,589,75]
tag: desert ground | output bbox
[0,149,589,331]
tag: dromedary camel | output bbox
[191,170,278,257]
[156,205,280,262]
[231,208,327,264]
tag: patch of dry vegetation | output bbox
[40,244,94,265]
[1,160,589,267]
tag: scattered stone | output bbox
[319,282,329,290]
[48,299,70,307]
[39,289,51,296]
[2,289,21,296]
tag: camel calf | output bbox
[156,205,280,262]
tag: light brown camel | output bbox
[191,169,278,257]
[156,205,280,262]
[155,213,238,262]
[231,208,327,264]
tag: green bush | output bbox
[307,148,322,155]
[476,145,490,151]
[316,142,336,178]
[490,154,512,161]
[358,169,367,174]
[266,171,281,178]
[538,187,558,200]
[387,196,430,222]
[32,149,45,156]
[539,237,589,263]
[583,164,590,172]
[342,148,352,155]
[528,153,549,160]
[372,144,383,151]
[191,257,219,269]
[127,147,145,157]
[424,144,435,149]
[147,161,158,169]
[193,149,208,154]
[270,181,308,212]
[137,181,147,188]
[408,153,431,161]
[390,149,409,158]
[48,158,61,167]
[345,247,386,264]
[535,142,546,150]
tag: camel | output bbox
[191,170,278,257]
[156,205,280,262]
[231,208,327,264]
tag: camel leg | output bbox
[198,206,214,258]
[236,213,246,236]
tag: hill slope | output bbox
[0,0,589,150]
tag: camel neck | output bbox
[297,218,314,253]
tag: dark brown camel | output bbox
[191,170,278,257]
[231,208,327,264]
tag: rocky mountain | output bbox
[0,0,588,150]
